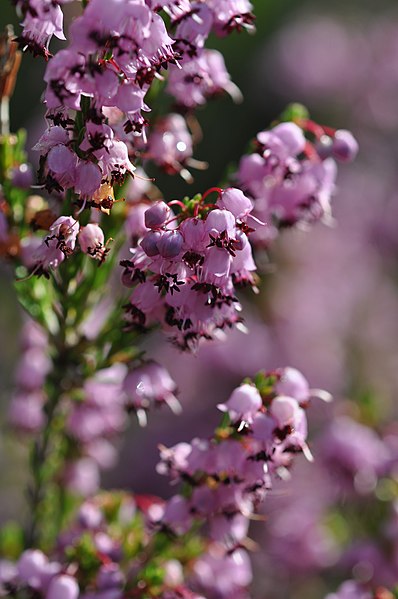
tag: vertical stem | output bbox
[26,284,68,549]
[26,376,63,548]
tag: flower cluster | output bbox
[235,118,358,246]
[0,366,319,599]
[164,0,253,108]
[31,0,254,200]
[156,368,315,552]
[11,0,261,279]
[122,187,258,349]
[0,491,209,599]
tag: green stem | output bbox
[26,314,68,549]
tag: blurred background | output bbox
[2,0,398,597]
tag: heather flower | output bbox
[44,49,85,111]
[122,190,259,348]
[145,201,172,230]
[15,0,67,58]
[174,4,214,56]
[15,347,51,390]
[123,360,179,423]
[320,417,389,494]
[269,395,302,429]
[31,241,65,274]
[161,495,193,535]
[45,216,80,255]
[47,575,79,599]
[206,0,255,36]
[33,125,70,153]
[74,162,103,198]
[217,383,262,424]
[275,366,332,405]
[10,163,33,189]
[64,458,101,497]
[325,581,372,599]
[17,549,52,590]
[167,49,241,108]
[45,145,77,192]
[275,367,310,404]
[234,118,357,243]
[9,392,45,432]
[79,224,108,263]
[192,546,252,599]
[146,114,194,175]
[217,187,253,219]
[95,139,135,185]
[331,129,359,163]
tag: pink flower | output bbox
[46,575,79,599]
[217,383,262,424]
[75,162,102,198]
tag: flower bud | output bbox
[315,135,333,160]
[140,230,161,256]
[332,129,359,163]
[157,230,183,258]
[144,201,170,229]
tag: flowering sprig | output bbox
[157,368,314,545]
[234,105,359,246]
[0,1,365,597]
[0,366,321,599]
[122,187,258,349]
